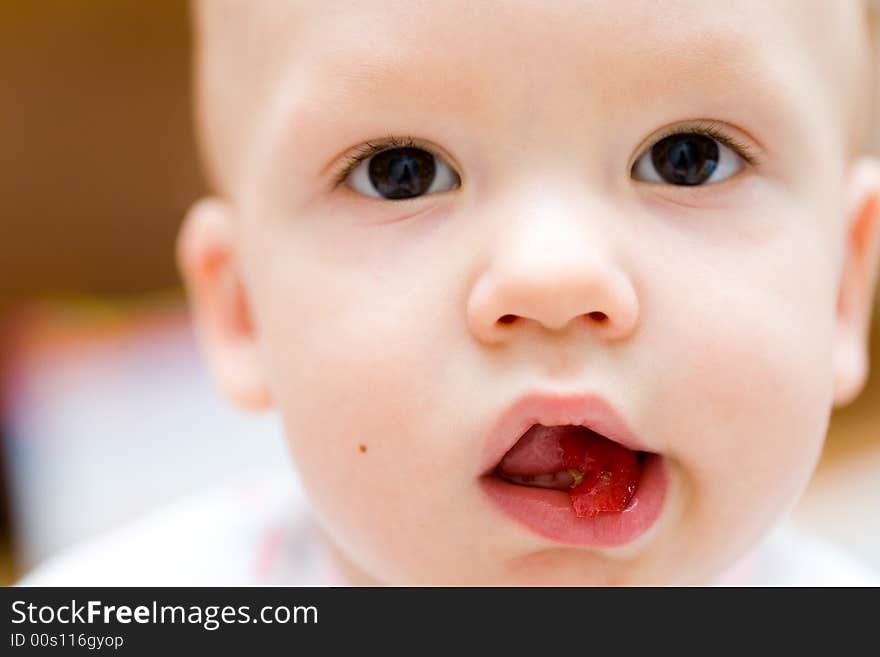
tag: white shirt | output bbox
[18,466,880,587]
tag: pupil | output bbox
[368,147,437,199]
[650,133,719,185]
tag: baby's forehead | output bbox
[194,0,871,189]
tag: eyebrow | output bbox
[280,23,829,170]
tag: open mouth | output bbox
[478,392,667,547]
[494,424,646,518]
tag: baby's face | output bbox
[184,0,880,584]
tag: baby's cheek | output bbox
[268,339,441,581]
[277,375,477,584]
[664,289,834,530]
[253,263,472,581]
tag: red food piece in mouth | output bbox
[559,429,641,517]
[496,424,643,518]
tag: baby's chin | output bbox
[299,454,765,586]
[314,483,778,586]
[469,529,754,586]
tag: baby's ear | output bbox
[832,156,880,407]
[176,197,272,411]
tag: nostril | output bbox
[588,311,608,322]
[498,314,517,325]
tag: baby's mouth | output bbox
[494,424,645,518]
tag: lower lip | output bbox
[479,454,667,547]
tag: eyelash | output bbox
[332,135,425,186]
[331,121,761,187]
[639,120,762,169]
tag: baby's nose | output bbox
[466,194,639,345]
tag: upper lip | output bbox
[479,390,649,476]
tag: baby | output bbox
[21,0,880,586]
[173,0,880,586]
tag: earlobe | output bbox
[176,197,273,411]
[832,156,880,408]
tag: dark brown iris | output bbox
[650,133,719,185]
[368,147,436,199]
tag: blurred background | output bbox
[0,1,293,584]
[1,1,879,585]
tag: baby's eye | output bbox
[631,132,745,186]
[344,146,461,200]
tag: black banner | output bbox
[0,586,872,653]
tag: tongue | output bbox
[496,424,642,518]
[496,424,569,475]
